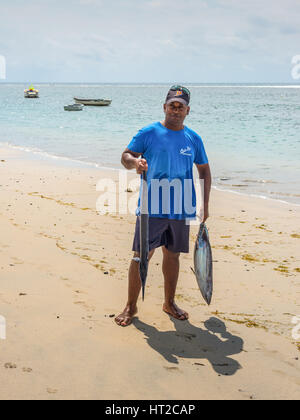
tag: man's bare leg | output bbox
[115,250,155,327]
[162,246,189,320]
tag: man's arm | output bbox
[121,148,148,174]
[196,163,212,223]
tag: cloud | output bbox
[0,0,300,82]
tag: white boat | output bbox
[24,85,39,98]
[74,97,112,106]
[64,103,84,111]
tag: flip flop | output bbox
[163,308,189,321]
[114,309,137,327]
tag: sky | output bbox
[0,0,300,83]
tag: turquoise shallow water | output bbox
[0,83,300,204]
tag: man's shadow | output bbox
[133,316,243,376]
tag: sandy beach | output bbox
[0,145,299,400]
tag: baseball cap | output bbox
[165,85,190,106]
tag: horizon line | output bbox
[1,81,299,85]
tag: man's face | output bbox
[164,101,190,125]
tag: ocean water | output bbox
[0,83,300,204]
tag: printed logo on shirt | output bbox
[180,146,192,156]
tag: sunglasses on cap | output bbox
[169,85,191,97]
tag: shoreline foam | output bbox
[1,141,299,208]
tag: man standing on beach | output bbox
[115,86,211,327]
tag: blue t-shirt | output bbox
[127,122,209,220]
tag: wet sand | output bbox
[0,145,299,400]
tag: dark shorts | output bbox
[133,217,190,254]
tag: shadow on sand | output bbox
[133,316,243,376]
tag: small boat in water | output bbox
[74,98,112,106]
[24,85,39,98]
[64,103,84,111]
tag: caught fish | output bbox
[192,223,213,305]
[139,170,149,300]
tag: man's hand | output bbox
[121,149,148,173]
[135,158,148,174]
[196,163,211,225]
[202,206,209,224]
